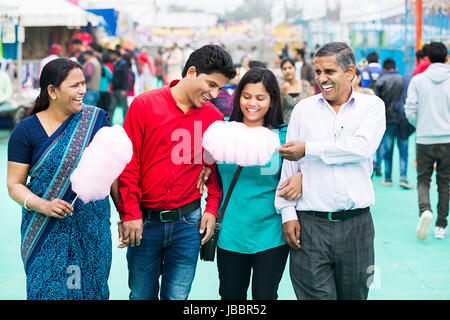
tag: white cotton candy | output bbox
[202,121,280,166]
[70,124,133,203]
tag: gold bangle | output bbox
[23,194,33,211]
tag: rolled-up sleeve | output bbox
[275,106,302,223]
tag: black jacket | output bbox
[112,59,130,91]
[374,72,404,125]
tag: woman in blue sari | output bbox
[7,58,117,300]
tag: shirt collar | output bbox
[166,79,201,116]
[318,86,356,108]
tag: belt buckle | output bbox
[159,210,174,223]
[328,212,339,222]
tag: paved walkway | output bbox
[0,111,448,300]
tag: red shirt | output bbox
[118,80,224,222]
[411,57,431,77]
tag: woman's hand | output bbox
[39,198,74,218]
[196,166,212,194]
[278,171,303,200]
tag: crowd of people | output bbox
[5,37,450,301]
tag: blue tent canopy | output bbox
[85,8,117,36]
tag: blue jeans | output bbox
[382,124,409,182]
[126,208,202,300]
[83,89,100,106]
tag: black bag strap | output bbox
[367,66,374,82]
[216,166,242,229]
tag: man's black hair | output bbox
[71,38,82,45]
[367,52,379,63]
[382,58,396,70]
[427,42,448,63]
[182,45,236,79]
[415,49,425,61]
[295,48,305,60]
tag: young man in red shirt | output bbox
[117,45,236,300]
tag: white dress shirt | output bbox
[295,61,303,81]
[275,90,386,223]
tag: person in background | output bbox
[154,47,165,89]
[82,50,102,107]
[374,58,413,189]
[210,64,241,118]
[411,44,431,78]
[0,62,13,110]
[166,42,183,83]
[405,42,450,241]
[39,44,62,77]
[240,55,250,77]
[359,52,382,89]
[270,54,284,82]
[182,44,194,69]
[293,48,315,87]
[231,45,246,65]
[97,51,113,118]
[361,52,384,176]
[68,38,83,62]
[353,68,375,95]
[280,57,312,124]
[109,50,130,121]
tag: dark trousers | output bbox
[416,143,450,228]
[290,210,375,300]
[383,124,409,182]
[97,92,111,113]
[217,245,289,300]
[110,90,129,121]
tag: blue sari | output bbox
[20,105,112,300]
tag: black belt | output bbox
[297,207,370,222]
[142,199,201,223]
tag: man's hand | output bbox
[196,166,212,194]
[278,171,303,200]
[119,219,143,248]
[282,220,301,250]
[278,141,306,161]
[199,212,216,245]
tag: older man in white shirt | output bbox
[275,42,385,300]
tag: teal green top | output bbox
[99,65,113,93]
[217,125,287,254]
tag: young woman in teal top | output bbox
[211,67,302,300]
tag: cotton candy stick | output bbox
[70,125,133,205]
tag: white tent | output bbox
[0,0,102,27]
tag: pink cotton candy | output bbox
[70,125,133,203]
[202,121,280,166]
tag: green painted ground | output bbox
[1,108,448,300]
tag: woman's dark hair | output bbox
[30,58,82,115]
[182,45,236,79]
[248,60,266,69]
[229,67,284,129]
[280,57,296,69]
